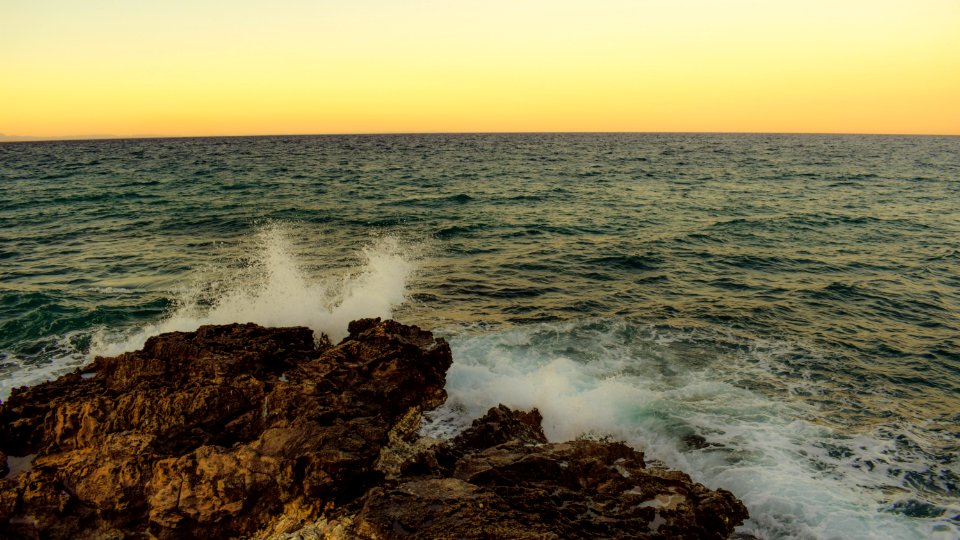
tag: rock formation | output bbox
[0,319,748,539]
[350,405,747,539]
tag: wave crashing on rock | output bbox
[0,319,747,539]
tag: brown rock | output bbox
[0,320,749,539]
[352,406,748,539]
[355,478,561,539]
[0,319,452,539]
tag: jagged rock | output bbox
[450,403,548,451]
[351,406,748,539]
[0,320,748,539]
[355,478,561,539]
[0,319,451,539]
[401,403,548,477]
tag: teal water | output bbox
[1,134,958,538]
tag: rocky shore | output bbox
[0,319,748,539]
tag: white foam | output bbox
[0,331,90,401]
[422,320,959,540]
[92,223,416,357]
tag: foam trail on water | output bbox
[0,332,90,401]
[422,320,959,540]
[94,223,415,356]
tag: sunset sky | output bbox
[2,0,959,139]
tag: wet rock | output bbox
[355,478,561,539]
[451,403,548,450]
[402,403,548,477]
[682,433,710,450]
[353,406,748,539]
[0,319,451,539]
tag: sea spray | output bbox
[422,320,960,540]
[0,331,92,402]
[92,223,417,356]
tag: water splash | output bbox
[93,223,416,356]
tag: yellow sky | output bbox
[2,0,959,138]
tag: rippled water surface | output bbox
[1,134,958,538]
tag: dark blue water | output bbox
[2,134,958,538]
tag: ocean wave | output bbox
[422,319,960,540]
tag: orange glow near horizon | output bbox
[2,0,959,139]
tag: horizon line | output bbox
[2,129,959,144]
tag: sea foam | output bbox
[422,320,959,540]
[0,331,91,402]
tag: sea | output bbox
[1,133,958,539]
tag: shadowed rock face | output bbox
[353,404,748,540]
[0,320,747,539]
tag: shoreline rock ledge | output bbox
[0,319,748,539]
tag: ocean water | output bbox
[1,133,958,538]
